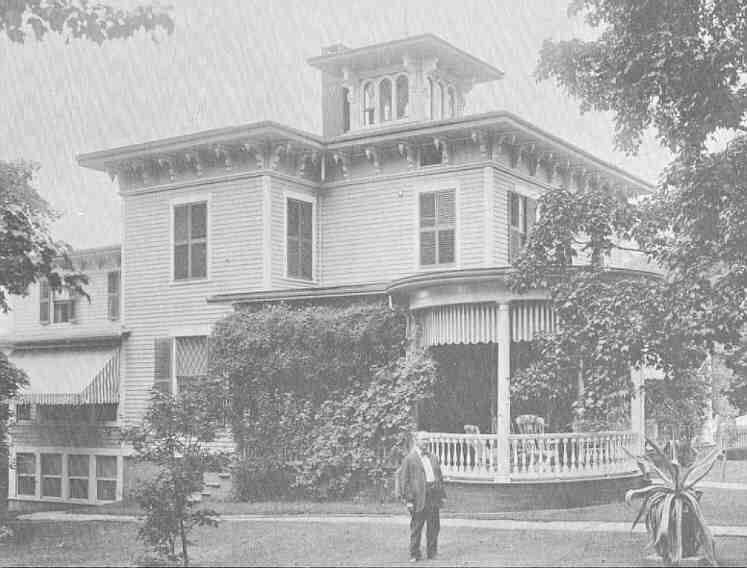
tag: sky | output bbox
[0,0,673,250]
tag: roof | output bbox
[308,34,504,83]
[77,121,324,173]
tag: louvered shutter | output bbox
[437,190,456,264]
[300,201,313,280]
[153,337,173,394]
[526,198,537,235]
[287,199,300,277]
[39,279,50,324]
[419,193,436,265]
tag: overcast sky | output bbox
[0,0,672,249]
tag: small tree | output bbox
[125,385,223,567]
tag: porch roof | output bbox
[9,346,120,406]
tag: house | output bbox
[6,34,657,509]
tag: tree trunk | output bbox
[180,518,189,567]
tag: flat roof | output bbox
[308,34,504,83]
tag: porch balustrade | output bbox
[422,431,639,480]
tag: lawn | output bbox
[3,519,747,567]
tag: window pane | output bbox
[300,201,313,241]
[40,297,50,323]
[17,453,35,475]
[96,456,117,479]
[379,78,392,122]
[18,476,35,496]
[396,75,409,119]
[174,205,188,242]
[174,244,189,280]
[42,477,61,498]
[69,455,89,477]
[41,454,62,475]
[509,193,520,228]
[301,237,313,280]
[70,478,88,500]
[176,336,208,377]
[190,242,207,278]
[97,480,117,501]
[420,230,436,265]
[419,193,435,227]
[190,203,207,239]
[107,271,119,294]
[287,237,299,277]
[287,200,299,237]
[437,191,456,225]
[438,229,455,264]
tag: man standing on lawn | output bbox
[397,431,446,562]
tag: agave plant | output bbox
[625,438,721,566]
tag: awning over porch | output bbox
[415,300,555,347]
[10,347,120,405]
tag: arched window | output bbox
[379,78,392,122]
[342,87,350,132]
[363,82,375,126]
[396,74,409,119]
[447,86,456,118]
[433,81,443,120]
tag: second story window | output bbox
[107,271,120,321]
[396,74,409,119]
[342,87,351,132]
[286,198,313,280]
[39,278,76,324]
[419,190,456,266]
[363,82,375,126]
[379,78,392,122]
[508,191,537,262]
[173,201,207,281]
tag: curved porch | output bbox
[388,268,646,488]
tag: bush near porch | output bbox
[209,302,439,501]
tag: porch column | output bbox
[630,367,646,454]
[495,302,511,480]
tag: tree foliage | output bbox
[210,302,438,500]
[515,0,747,435]
[1,0,173,44]
[124,387,223,567]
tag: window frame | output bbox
[40,453,63,499]
[415,183,460,271]
[362,81,375,126]
[283,191,316,282]
[10,447,122,504]
[173,334,209,395]
[170,194,211,284]
[67,454,90,501]
[15,452,36,497]
[39,279,76,325]
[95,455,118,502]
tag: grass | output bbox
[4,518,747,567]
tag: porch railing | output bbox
[423,431,640,480]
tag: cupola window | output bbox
[363,82,375,126]
[379,78,392,122]
[396,74,409,119]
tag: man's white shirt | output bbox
[415,447,435,483]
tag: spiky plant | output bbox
[625,438,721,566]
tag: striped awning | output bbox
[11,347,120,405]
[415,300,556,347]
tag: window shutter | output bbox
[525,198,537,235]
[39,279,50,324]
[436,190,456,225]
[154,337,173,394]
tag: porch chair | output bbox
[515,415,556,470]
[463,424,481,470]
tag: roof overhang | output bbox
[308,34,504,83]
[7,331,128,351]
[327,111,655,196]
[77,121,324,173]
[207,282,389,307]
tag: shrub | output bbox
[626,438,721,566]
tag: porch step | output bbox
[218,472,231,480]
[201,491,211,498]
[205,482,221,489]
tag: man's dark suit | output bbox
[397,448,446,560]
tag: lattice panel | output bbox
[176,336,208,377]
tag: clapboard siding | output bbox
[11,270,121,341]
[121,177,264,425]
[270,177,319,288]
[320,168,486,285]
[493,171,512,266]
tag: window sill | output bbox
[282,275,318,285]
[169,277,211,287]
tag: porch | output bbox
[388,268,646,487]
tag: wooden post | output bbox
[630,367,646,455]
[495,303,511,481]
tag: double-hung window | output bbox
[175,335,208,393]
[419,190,456,266]
[41,453,62,498]
[173,202,207,281]
[68,455,90,500]
[286,198,313,280]
[508,191,538,262]
[16,453,36,496]
[39,279,76,324]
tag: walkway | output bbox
[17,511,747,538]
